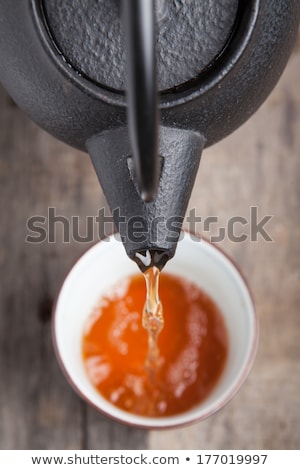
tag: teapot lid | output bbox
[0,0,299,150]
[43,0,239,93]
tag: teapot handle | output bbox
[123,0,159,201]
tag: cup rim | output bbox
[52,231,258,429]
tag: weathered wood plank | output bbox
[0,87,148,450]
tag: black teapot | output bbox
[0,0,299,269]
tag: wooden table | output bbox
[0,35,299,450]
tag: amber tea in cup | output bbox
[53,233,257,429]
[82,271,228,418]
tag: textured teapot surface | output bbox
[0,0,299,151]
[43,0,239,92]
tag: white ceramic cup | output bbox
[53,232,258,429]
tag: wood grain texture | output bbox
[0,32,299,451]
[0,89,146,450]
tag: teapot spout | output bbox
[87,126,205,271]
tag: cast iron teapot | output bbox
[0,0,299,269]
